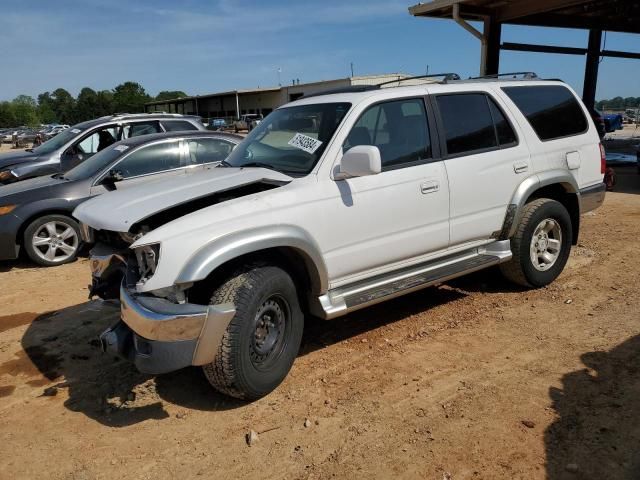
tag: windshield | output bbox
[224,102,351,175]
[65,144,127,181]
[32,126,86,155]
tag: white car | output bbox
[74,74,606,400]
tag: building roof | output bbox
[408,0,640,34]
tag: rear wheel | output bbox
[203,265,304,400]
[23,214,81,267]
[500,198,572,288]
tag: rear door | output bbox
[433,91,530,246]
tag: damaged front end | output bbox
[85,228,135,300]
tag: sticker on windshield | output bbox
[71,128,81,134]
[287,133,322,154]
[114,145,129,152]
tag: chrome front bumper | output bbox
[100,284,235,373]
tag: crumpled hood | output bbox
[0,151,39,170]
[73,167,293,232]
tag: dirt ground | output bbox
[1,167,639,479]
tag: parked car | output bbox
[0,131,241,267]
[588,108,606,139]
[75,76,605,400]
[603,113,624,132]
[0,113,205,185]
[207,118,228,131]
[233,113,263,132]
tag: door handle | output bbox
[513,162,529,174]
[420,181,440,194]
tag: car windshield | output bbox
[224,102,351,175]
[31,127,85,155]
[65,144,127,180]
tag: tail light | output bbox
[599,143,606,174]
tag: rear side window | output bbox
[502,85,588,141]
[115,141,182,178]
[187,138,235,165]
[122,121,162,139]
[162,120,199,132]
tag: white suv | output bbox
[74,74,606,400]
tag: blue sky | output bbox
[1,0,639,101]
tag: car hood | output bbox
[0,151,40,170]
[74,167,293,232]
[0,174,65,201]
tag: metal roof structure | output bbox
[408,0,640,108]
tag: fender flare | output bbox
[500,170,580,240]
[175,225,329,295]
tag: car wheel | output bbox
[203,264,304,400]
[500,198,572,288]
[23,214,82,267]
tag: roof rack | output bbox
[377,73,461,87]
[468,72,539,80]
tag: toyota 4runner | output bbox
[74,73,606,400]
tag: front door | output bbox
[323,97,450,283]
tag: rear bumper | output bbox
[99,284,235,374]
[580,182,606,214]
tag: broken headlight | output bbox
[133,243,160,285]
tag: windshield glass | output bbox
[65,144,127,180]
[32,126,86,155]
[224,102,351,174]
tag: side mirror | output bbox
[103,169,124,185]
[336,145,382,179]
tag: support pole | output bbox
[583,29,602,111]
[235,92,240,120]
[484,17,502,75]
[452,3,488,75]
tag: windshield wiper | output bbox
[239,162,279,172]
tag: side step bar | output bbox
[316,240,512,319]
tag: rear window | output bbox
[502,85,588,141]
[162,120,199,132]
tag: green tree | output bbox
[50,88,76,124]
[75,87,99,122]
[95,90,115,117]
[0,102,17,128]
[155,90,188,101]
[112,81,150,113]
[11,95,40,126]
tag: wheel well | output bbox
[188,247,317,312]
[526,184,580,245]
[16,209,76,247]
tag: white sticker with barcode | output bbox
[287,133,322,154]
[114,145,129,152]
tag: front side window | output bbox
[76,126,118,155]
[437,94,498,156]
[502,85,588,141]
[187,138,235,165]
[343,98,432,169]
[113,141,182,178]
[162,120,199,132]
[122,121,162,139]
[223,103,351,175]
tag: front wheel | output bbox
[23,214,82,266]
[500,198,572,288]
[203,265,304,400]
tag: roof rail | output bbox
[377,73,461,87]
[469,72,538,80]
[301,85,380,99]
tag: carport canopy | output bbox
[408,0,640,108]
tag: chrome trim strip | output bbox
[579,182,606,214]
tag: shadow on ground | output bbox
[17,268,526,427]
[545,335,640,479]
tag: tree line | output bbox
[595,96,640,111]
[0,82,187,128]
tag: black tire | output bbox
[500,198,572,288]
[23,214,81,267]
[203,265,304,400]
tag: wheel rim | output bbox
[529,218,562,272]
[250,294,290,370]
[31,221,79,263]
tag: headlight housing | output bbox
[133,243,160,285]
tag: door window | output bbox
[113,141,182,178]
[121,121,162,139]
[488,97,517,147]
[344,98,431,169]
[76,126,118,154]
[162,120,199,132]
[187,138,235,165]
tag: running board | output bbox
[315,240,512,319]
